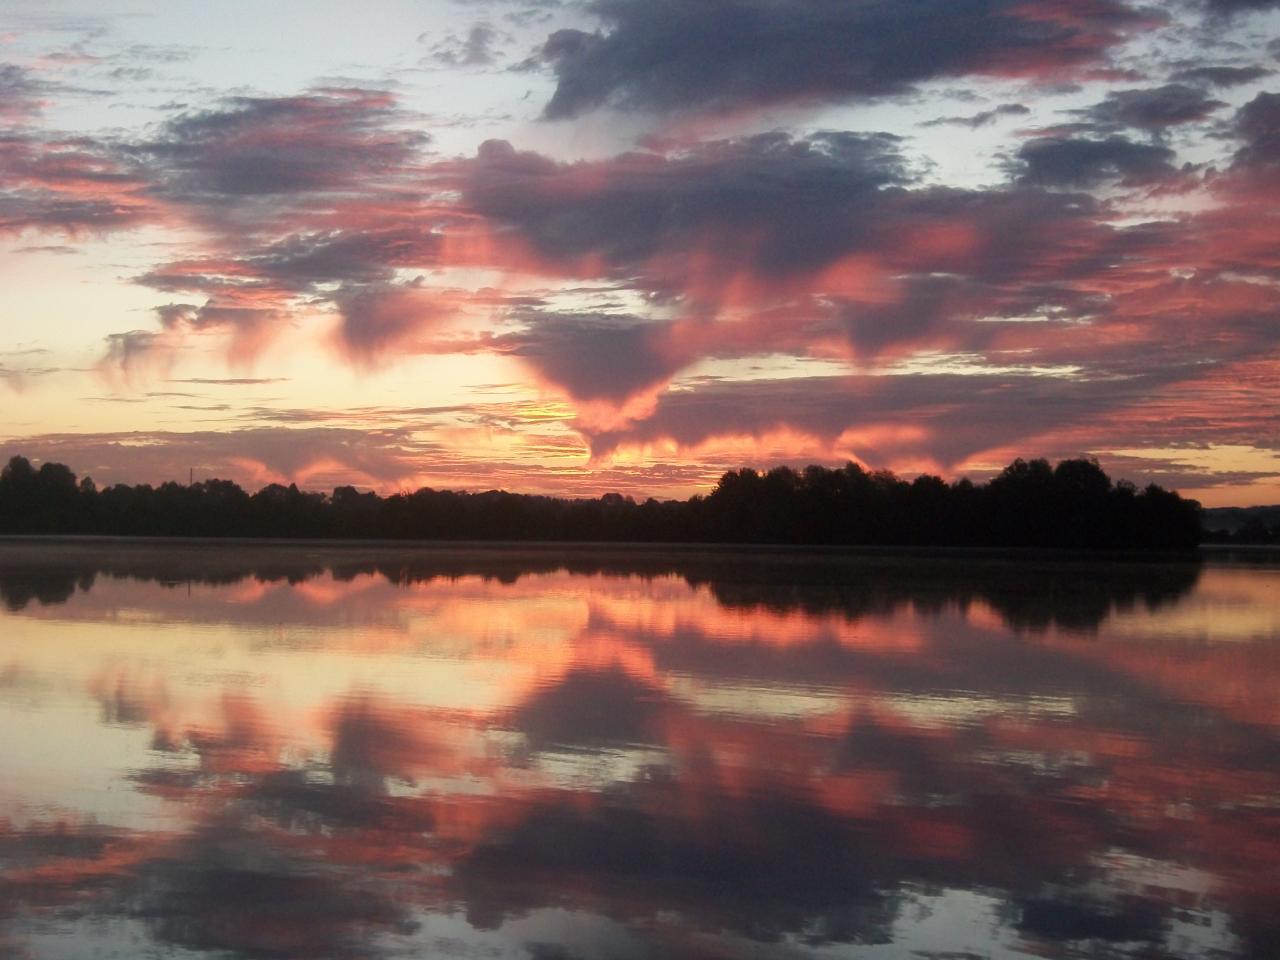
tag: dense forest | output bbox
[0,454,1201,548]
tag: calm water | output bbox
[1,542,1278,960]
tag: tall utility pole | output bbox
[189,467,193,487]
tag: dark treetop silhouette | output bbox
[0,454,1201,548]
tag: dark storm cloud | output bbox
[537,0,1152,119]
[1231,90,1280,168]
[921,102,1030,128]
[0,116,143,236]
[467,132,911,276]
[0,128,152,233]
[129,88,428,203]
[0,192,146,233]
[582,372,1154,465]
[244,224,444,288]
[464,131,1161,300]
[63,84,464,365]
[3,53,1265,480]
[1203,0,1280,13]
[496,312,680,401]
[135,264,265,295]
[454,131,1229,404]
[864,184,1132,287]
[332,280,452,360]
[46,83,1261,477]
[580,319,1280,466]
[1080,83,1226,130]
[830,274,1099,356]
[1015,897,1166,943]
[134,232,437,316]
[123,224,449,367]
[1013,135,1179,186]
[47,86,452,366]
[1170,64,1272,87]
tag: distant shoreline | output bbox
[1,455,1206,550]
[0,533,1216,562]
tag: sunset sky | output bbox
[1,0,1278,505]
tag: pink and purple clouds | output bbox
[1,0,1278,503]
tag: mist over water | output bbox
[1,542,1277,959]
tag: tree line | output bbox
[0,454,1202,548]
[1201,505,1280,545]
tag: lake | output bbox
[1,540,1277,959]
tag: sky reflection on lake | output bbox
[1,542,1278,959]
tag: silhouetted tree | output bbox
[0,454,1203,548]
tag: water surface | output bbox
[1,541,1277,959]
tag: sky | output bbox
[0,0,1278,506]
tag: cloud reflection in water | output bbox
[0,542,1277,958]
